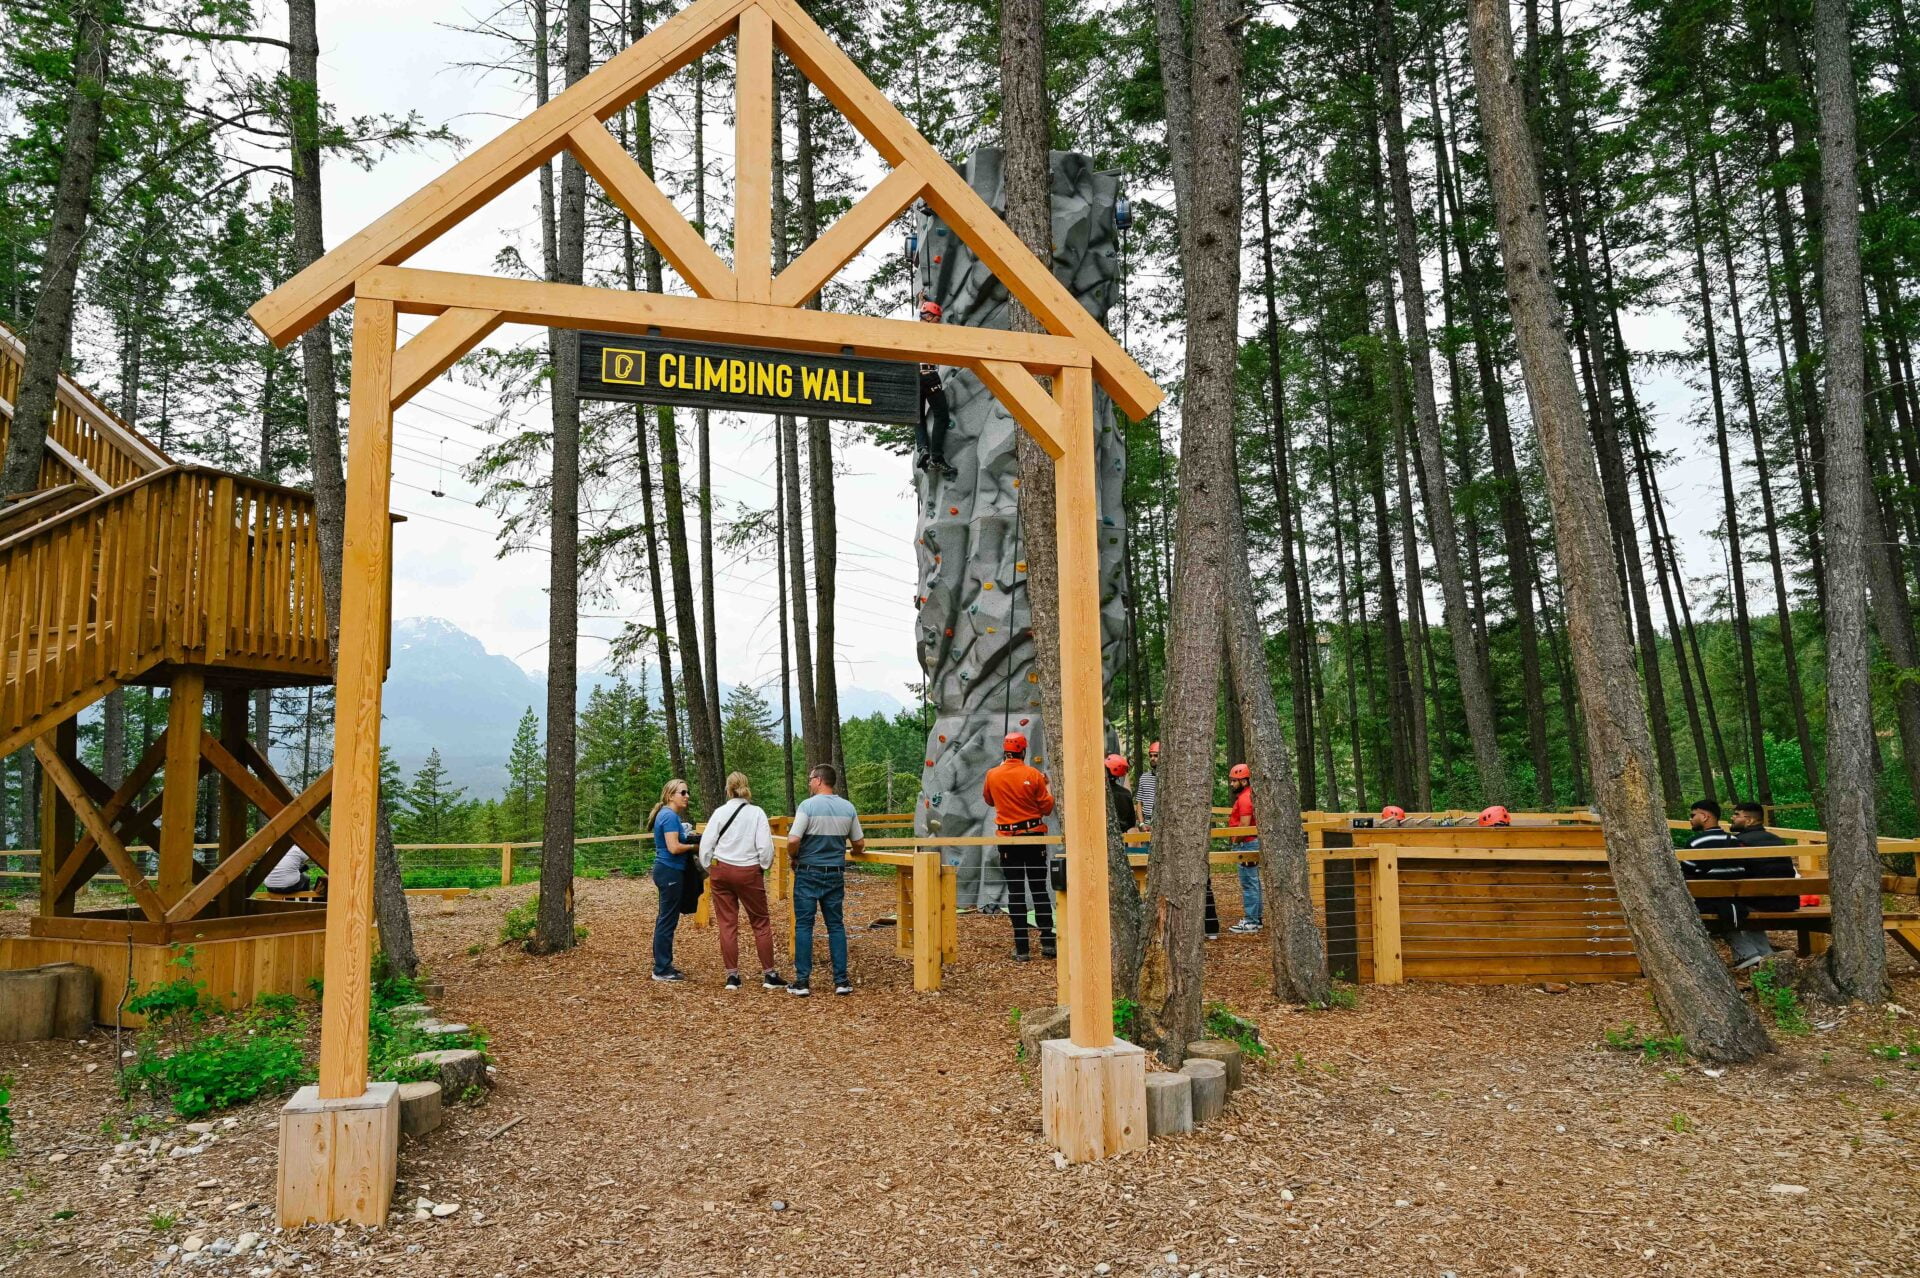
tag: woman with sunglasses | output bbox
[648,779,699,981]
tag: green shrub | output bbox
[128,1025,310,1119]
[1307,983,1360,1012]
[1112,996,1141,1040]
[1204,1002,1269,1060]
[1867,1033,1920,1067]
[1751,961,1811,1036]
[499,899,537,947]
[0,1075,13,1159]
[366,1008,488,1085]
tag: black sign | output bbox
[577,332,918,426]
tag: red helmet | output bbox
[1003,732,1028,754]
[1381,805,1406,822]
[1477,805,1511,827]
[919,299,943,320]
[1148,740,1161,755]
[1228,763,1251,781]
[1105,753,1129,778]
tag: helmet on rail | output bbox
[1477,805,1512,827]
[1105,754,1129,778]
[1381,805,1407,823]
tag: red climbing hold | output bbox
[944,627,954,637]
[924,759,934,768]
[948,506,959,515]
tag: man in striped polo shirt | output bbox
[786,763,865,997]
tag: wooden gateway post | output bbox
[249,0,1161,1222]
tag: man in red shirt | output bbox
[982,732,1056,961]
[1227,762,1262,934]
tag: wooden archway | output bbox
[252,0,1164,1219]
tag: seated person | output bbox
[263,847,324,898]
[1680,799,1795,971]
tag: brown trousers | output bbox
[709,859,776,973]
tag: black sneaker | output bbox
[932,457,958,479]
[1039,940,1057,960]
[834,983,853,997]
[789,982,812,998]
[1012,950,1032,964]
[651,970,686,983]
[724,973,742,991]
[762,972,789,990]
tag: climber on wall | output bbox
[982,732,1056,962]
[915,299,957,479]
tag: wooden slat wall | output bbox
[1397,857,1639,985]
[0,927,327,1027]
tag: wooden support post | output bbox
[895,864,915,960]
[912,848,940,991]
[1054,889,1070,1008]
[157,670,206,905]
[1370,851,1402,984]
[316,297,397,1102]
[218,692,251,916]
[940,864,958,963]
[499,844,513,886]
[732,6,774,304]
[39,720,76,919]
[1040,1037,1147,1163]
[1051,365,1113,1047]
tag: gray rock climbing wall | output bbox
[912,149,1128,906]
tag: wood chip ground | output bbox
[3,875,1917,1276]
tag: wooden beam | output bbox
[1050,364,1113,1047]
[234,738,332,870]
[319,298,397,1101]
[760,0,1164,420]
[773,165,925,309]
[49,731,170,906]
[200,733,333,866]
[166,770,333,924]
[248,0,754,346]
[566,122,735,300]
[355,266,1090,371]
[157,669,206,905]
[974,361,1064,459]
[32,739,168,923]
[731,6,775,303]
[38,720,77,917]
[389,309,502,407]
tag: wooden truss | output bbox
[250,0,1164,1105]
[30,671,333,945]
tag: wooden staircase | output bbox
[0,325,333,758]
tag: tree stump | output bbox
[38,963,97,1038]
[1018,1005,1072,1062]
[409,1049,489,1098]
[1181,1058,1228,1124]
[1144,1071,1193,1137]
[0,967,58,1042]
[1184,1039,1244,1091]
[397,1081,444,1138]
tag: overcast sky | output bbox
[316,0,926,709]
[306,0,1742,714]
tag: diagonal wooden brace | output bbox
[33,738,169,922]
[199,732,334,868]
[47,731,171,905]
[166,768,334,923]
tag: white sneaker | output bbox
[1229,919,1262,934]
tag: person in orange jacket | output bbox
[982,732,1056,961]
[1226,763,1262,933]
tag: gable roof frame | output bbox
[248,0,1163,422]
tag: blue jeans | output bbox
[793,865,848,985]
[652,862,685,975]
[1237,841,1263,926]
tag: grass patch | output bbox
[1113,996,1141,1040]
[1604,1022,1689,1063]
[1867,1032,1920,1068]
[1204,1002,1269,1061]
[0,1074,13,1159]
[1307,982,1360,1011]
[499,896,586,948]
[1751,961,1811,1036]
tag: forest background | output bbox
[4,0,1919,867]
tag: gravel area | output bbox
[3,874,1917,1276]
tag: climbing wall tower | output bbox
[912,149,1129,904]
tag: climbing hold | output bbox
[1028,672,1040,683]
[985,626,997,634]
[938,735,947,743]
[1015,560,1027,573]
[925,760,935,768]
[981,581,994,590]
[1019,718,1030,727]
[949,506,959,515]
[945,627,954,637]
[1012,478,1021,488]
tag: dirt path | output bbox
[5,874,1919,1276]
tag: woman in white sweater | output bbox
[699,772,786,990]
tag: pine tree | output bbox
[502,709,547,843]
[402,749,469,845]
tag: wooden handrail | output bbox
[0,321,170,492]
